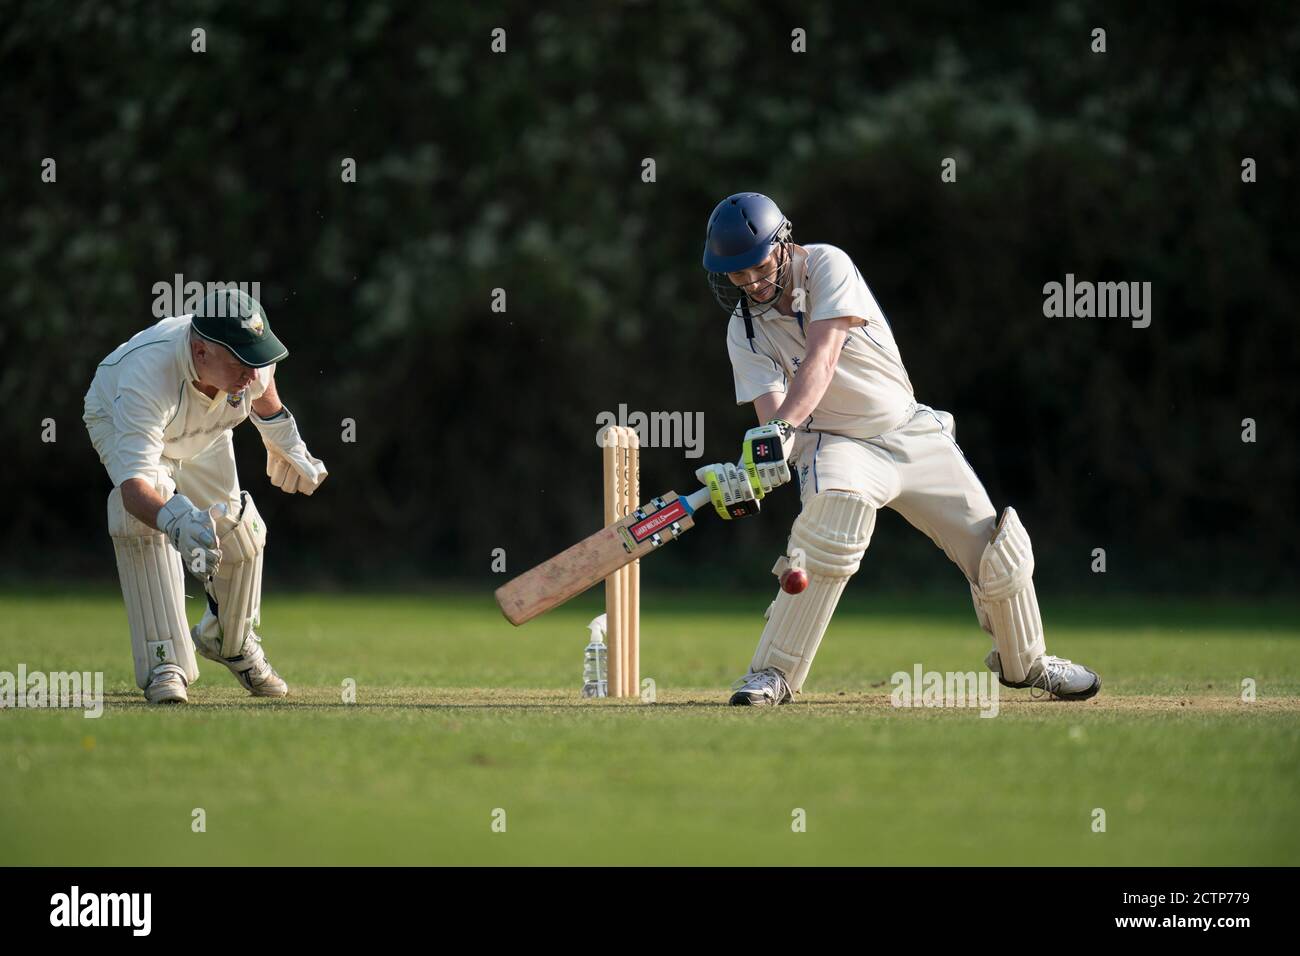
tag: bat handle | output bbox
[683,486,713,515]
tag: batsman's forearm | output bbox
[774,359,836,426]
[119,477,168,531]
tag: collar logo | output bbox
[240,312,265,336]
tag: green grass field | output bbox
[2,589,1298,866]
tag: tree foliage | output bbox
[3,1,1297,591]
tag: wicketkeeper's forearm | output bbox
[119,477,168,531]
[250,371,284,419]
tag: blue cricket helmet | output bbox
[702,192,791,272]
[702,192,794,319]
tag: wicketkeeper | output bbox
[83,289,327,704]
[696,193,1101,706]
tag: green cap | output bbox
[191,289,288,368]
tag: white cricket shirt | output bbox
[726,243,915,439]
[84,316,273,486]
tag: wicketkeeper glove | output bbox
[157,495,222,580]
[251,406,328,495]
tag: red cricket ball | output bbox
[780,568,809,594]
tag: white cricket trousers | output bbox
[791,402,997,583]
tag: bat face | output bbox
[495,491,703,626]
[616,494,692,550]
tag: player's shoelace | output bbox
[1029,655,1076,699]
[150,670,186,693]
[229,633,275,684]
[731,670,781,697]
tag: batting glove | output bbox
[741,420,795,496]
[694,461,762,521]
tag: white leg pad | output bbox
[749,491,875,693]
[199,492,267,657]
[107,487,199,689]
[970,582,994,637]
[971,507,1046,683]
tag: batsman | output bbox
[699,193,1101,706]
[83,289,327,704]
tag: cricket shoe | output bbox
[729,667,793,707]
[145,664,189,705]
[192,623,289,698]
[986,650,1100,701]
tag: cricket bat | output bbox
[495,487,715,626]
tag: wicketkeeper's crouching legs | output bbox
[733,490,877,704]
[191,492,288,697]
[107,483,200,703]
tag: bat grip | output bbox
[683,486,712,515]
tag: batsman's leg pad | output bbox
[971,507,1046,683]
[970,583,994,637]
[749,491,875,693]
[107,485,199,689]
[202,492,267,658]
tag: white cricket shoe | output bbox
[144,664,189,704]
[729,667,793,707]
[193,625,289,698]
[986,650,1101,701]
